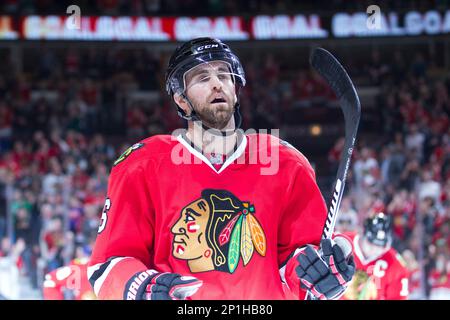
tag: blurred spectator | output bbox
[418,170,442,206]
[429,253,450,300]
[353,147,380,210]
[354,147,380,191]
[399,157,420,192]
[126,103,149,140]
[0,237,24,299]
[386,189,416,250]
[40,216,65,272]
[0,101,13,152]
[405,124,425,162]
[335,196,359,233]
[42,158,66,197]
[365,50,390,85]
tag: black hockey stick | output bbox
[310,48,361,240]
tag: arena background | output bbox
[0,0,449,300]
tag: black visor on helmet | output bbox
[166,51,245,97]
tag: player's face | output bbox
[171,199,211,259]
[183,61,237,129]
[361,237,389,258]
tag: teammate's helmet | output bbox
[165,37,246,121]
[363,212,392,247]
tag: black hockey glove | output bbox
[124,270,203,300]
[296,238,355,300]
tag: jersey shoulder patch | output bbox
[113,143,145,166]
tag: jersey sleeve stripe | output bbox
[87,262,110,286]
[88,257,130,296]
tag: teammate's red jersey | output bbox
[88,133,328,300]
[43,258,96,300]
[342,232,409,300]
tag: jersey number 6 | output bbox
[98,198,111,233]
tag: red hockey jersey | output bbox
[342,232,410,300]
[88,133,327,300]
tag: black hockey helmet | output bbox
[363,212,392,247]
[165,37,246,123]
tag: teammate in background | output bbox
[342,212,410,300]
[43,247,96,300]
[88,37,355,300]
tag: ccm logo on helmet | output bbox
[196,44,219,51]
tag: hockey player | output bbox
[342,212,410,300]
[43,256,96,300]
[88,38,355,300]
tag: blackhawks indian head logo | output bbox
[171,189,267,274]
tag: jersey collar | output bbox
[176,132,247,174]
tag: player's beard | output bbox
[195,103,235,130]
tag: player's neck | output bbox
[187,120,238,156]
